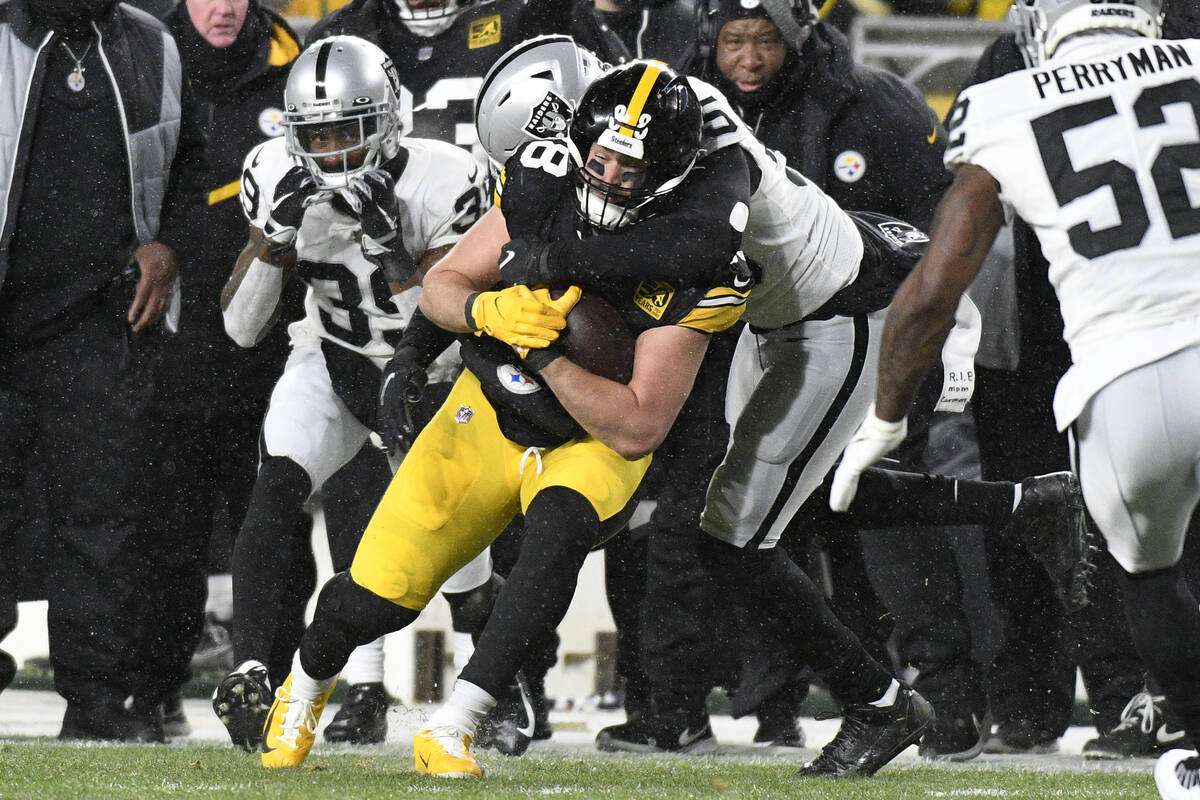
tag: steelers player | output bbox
[216,35,492,751]
[256,60,751,773]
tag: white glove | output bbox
[829,405,908,512]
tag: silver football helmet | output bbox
[283,36,414,188]
[474,35,609,168]
[1009,0,1164,65]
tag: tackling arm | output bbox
[220,226,294,347]
[875,164,1005,421]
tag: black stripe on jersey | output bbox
[747,314,870,550]
[315,40,333,100]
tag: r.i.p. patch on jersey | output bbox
[468,15,501,49]
[634,281,675,320]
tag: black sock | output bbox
[836,468,1014,529]
[458,487,597,698]
[1115,563,1200,745]
[299,572,419,681]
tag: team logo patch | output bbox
[876,221,930,248]
[833,150,866,183]
[258,107,284,137]
[524,92,572,140]
[497,364,541,395]
[455,405,475,424]
[468,15,501,49]
[634,280,675,320]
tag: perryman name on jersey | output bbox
[1030,41,1193,99]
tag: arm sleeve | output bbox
[550,145,750,287]
[398,306,461,367]
[156,72,207,257]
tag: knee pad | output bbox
[444,573,501,638]
[314,571,419,646]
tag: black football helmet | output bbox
[567,60,702,230]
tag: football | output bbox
[551,289,636,384]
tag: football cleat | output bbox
[1005,471,1095,613]
[981,719,1060,754]
[798,686,934,777]
[260,674,335,768]
[212,660,272,752]
[919,710,987,762]
[475,673,536,756]
[595,709,719,754]
[414,725,484,778]
[1155,748,1200,800]
[1084,691,1185,759]
[323,682,390,745]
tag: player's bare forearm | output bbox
[539,325,709,460]
[420,206,509,332]
[875,165,1004,422]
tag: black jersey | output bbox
[462,138,752,447]
[308,0,556,150]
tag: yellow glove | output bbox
[467,285,580,350]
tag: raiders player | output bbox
[251,60,749,774]
[305,0,562,162]
[476,38,1096,775]
[831,1,1200,797]
[215,35,492,752]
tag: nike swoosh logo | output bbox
[1158,726,1186,744]
[515,678,536,739]
[418,751,430,768]
[498,250,516,271]
[927,128,937,144]
[261,706,277,752]
[678,727,704,747]
[380,372,396,403]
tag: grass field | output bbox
[0,741,1163,800]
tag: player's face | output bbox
[299,118,372,173]
[186,0,249,48]
[583,144,647,199]
[716,19,786,94]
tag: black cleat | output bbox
[475,673,536,756]
[754,701,806,750]
[919,710,986,762]
[798,686,934,777]
[162,690,192,739]
[0,650,15,694]
[212,660,272,752]
[595,709,719,755]
[1006,471,1095,613]
[59,695,139,742]
[1084,691,1185,759]
[323,682,390,745]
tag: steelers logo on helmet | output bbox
[282,36,414,188]
[258,107,285,137]
[567,59,702,231]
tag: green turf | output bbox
[0,741,1161,800]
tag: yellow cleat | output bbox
[260,674,336,768]
[414,725,484,778]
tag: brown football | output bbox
[551,289,636,384]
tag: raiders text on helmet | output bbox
[567,60,703,230]
[283,36,414,188]
[474,35,609,168]
[1009,0,1164,65]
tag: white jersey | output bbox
[241,136,487,360]
[945,36,1200,428]
[689,78,863,329]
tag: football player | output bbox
[253,60,751,774]
[826,1,1200,797]
[473,36,1094,775]
[215,35,492,751]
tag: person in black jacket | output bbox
[0,0,204,742]
[128,0,306,742]
[568,0,698,70]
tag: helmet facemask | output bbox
[393,0,462,37]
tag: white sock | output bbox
[869,678,901,708]
[1012,485,1023,513]
[343,636,386,685]
[452,631,475,678]
[206,573,233,620]
[289,650,338,701]
[426,679,496,736]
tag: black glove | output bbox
[343,170,418,283]
[378,346,428,454]
[498,237,560,288]
[263,166,326,254]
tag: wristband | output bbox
[464,292,481,331]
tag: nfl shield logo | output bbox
[455,405,475,424]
